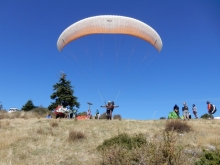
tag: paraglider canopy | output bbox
[57,15,163,52]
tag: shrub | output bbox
[195,148,220,165]
[165,119,192,133]
[99,112,107,119]
[200,113,211,119]
[68,130,86,142]
[113,114,122,120]
[50,121,58,127]
[97,133,146,151]
[98,131,189,165]
[36,127,44,135]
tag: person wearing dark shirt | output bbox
[182,102,190,120]
[173,104,180,117]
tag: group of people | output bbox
[173,102,197,120]
[86,109,100,119]
[87,101,116,120]
[173,101,217,120]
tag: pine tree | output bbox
[22,100,35,111]
[48,73,80,110]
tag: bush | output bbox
[68,130,86,142]
[98,131,190,165]
[50,121,58,127]
[99,112,107,119]
[195,148,220,165]
[200,113,211,119]
[113,114,122,120]
[97,133,146,151]
[165,119,192,133]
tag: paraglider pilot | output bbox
[106,101,114,120]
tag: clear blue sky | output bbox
[0,0,220,120]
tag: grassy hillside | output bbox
[0,112,220,165]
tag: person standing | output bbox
[106,101,114,120]
[87,109,91,119]
[192,104,198,119]
[96,109,100,120]
[73,109,77,119]
[207,101,217,119]
[182,102,190,120]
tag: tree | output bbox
[22,100,35,111]
[48,73,80,110]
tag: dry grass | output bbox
[0,120,10,128]
[0,110,55,120]
[0,116,219,164]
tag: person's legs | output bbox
[186,110,189,120]
[106,110,110,120]
[193,111,196,118]
[183,110,186,120]
[183,110,189,120]
[209,112,213,119]
[194,111,198,118]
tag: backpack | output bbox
[210,104,217,114]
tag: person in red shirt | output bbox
[207,101,216,119]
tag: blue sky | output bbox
[0,0,220,120]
